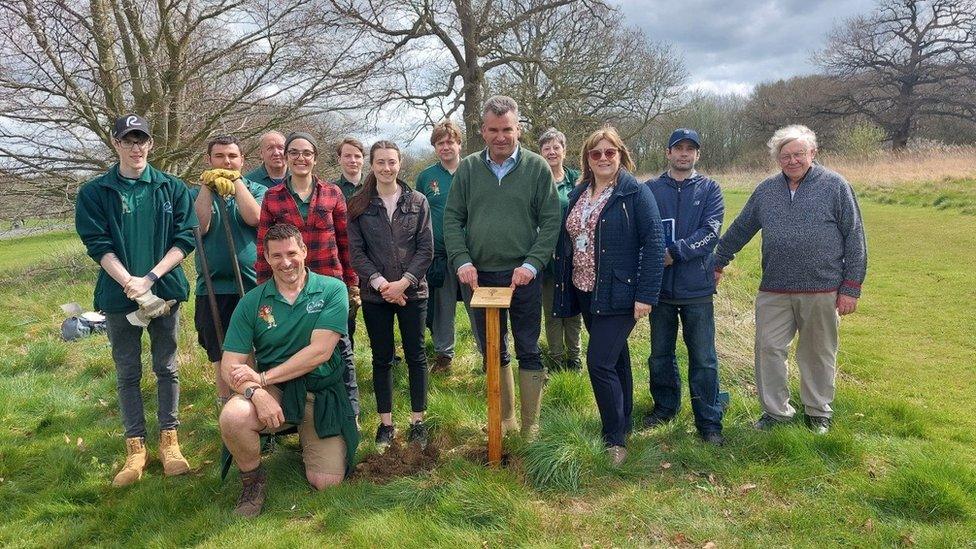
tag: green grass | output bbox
[1,194,975,546]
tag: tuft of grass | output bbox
[522,412,604,492]
[873,455,976,523]
[13,337,69,374]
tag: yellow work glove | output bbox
[133,292,177,319]
[200,169,240,198]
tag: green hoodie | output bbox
[75,163,197,313]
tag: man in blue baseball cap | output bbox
[642,128,726,445]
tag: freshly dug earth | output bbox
[353,438,441,483]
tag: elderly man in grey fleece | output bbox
[713,124,866,434]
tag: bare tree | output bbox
[330,0,601,153]
[817,0,976,149]
[490,2,685,159]
[0,0,375,189]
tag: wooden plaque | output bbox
[469,286,514,309]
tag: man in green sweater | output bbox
[219,223,358,517]
[75,114,197,487]
[443,95,562,436]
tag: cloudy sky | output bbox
[617,0,877,95]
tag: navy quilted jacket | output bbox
[552,170,665,317]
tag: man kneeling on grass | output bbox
[218,223,359,517]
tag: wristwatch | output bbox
[243,386,260,400]
[145,271,159,283]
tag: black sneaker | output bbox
[641,412,674,429]
[375,423,395,452]
[565,357,583,372]
[408,421,428,449]
[700,431,725,446]
[753,413,786,431]
[805,415,831,435]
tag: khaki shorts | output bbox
[257,385,347,475]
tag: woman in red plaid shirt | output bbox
[255,131,361,418]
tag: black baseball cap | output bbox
[668,128,701,149]
[113,114,151,140]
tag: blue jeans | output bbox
[649,301,723,434]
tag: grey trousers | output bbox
[105,304,182,438]
[429,270,476,358]
[754,291,840,419]
[541,276,582,362]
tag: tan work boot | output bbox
[159,429,190,476]
[234,465,268,518]
[519,369,547,440]
[112,437,148,487]
[500,364,519,435]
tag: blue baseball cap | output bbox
[668,128,701,149]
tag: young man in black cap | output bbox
[643,128,726,445]
[76,114,198,486]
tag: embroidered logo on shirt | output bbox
[258,305,276,328]
[162,201,173,214]
[306,299,324,314]
[429,181,440,196]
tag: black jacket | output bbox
[348,182,434,304]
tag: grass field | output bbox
[1,174,975,546]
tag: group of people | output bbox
[74,94,867,517]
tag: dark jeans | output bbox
[577,290,636,447]
[348,315,357,350]
[362,299,428,414]
[468,270,544,371]
[105,304,182,438]
[649,301,723,434]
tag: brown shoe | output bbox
[430,354,452,374]
[234,465,267,518]
[112,437,148,487]
[159,429,190,476]
[608,445,627,467]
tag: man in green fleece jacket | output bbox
[443,95,562,437]
[75,114,197,487]
[219,223,358,518]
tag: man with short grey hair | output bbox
[443,95,562,437]
[246,131,287,188]
[713,124,867,434]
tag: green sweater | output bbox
[443,148,561,272]
[75,164,197,313]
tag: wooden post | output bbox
[470,286,514,467]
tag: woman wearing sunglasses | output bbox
[552,126,664,466]
[346,141,433,452]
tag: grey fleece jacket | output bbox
[713,164,867,298]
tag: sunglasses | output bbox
[587,148,618,161]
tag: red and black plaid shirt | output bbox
[256,177,358,287]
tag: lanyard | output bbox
[580,184,613,223]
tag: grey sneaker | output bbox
[375,423,395,452]
[806,415,831,434]
[408,421,429,449]
[608,445,627,467]
[753,413,786,431]
[700,431,725,446]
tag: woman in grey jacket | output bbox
[347,141,434,451]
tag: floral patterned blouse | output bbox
[566,184,614,292]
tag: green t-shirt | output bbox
[415,162,455,254]
[223,270,349,371]
[189,178,267,295]
[337,174,361,203]
[555,168,580,214]
[118,168,157,278]
[287,180,311,221]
